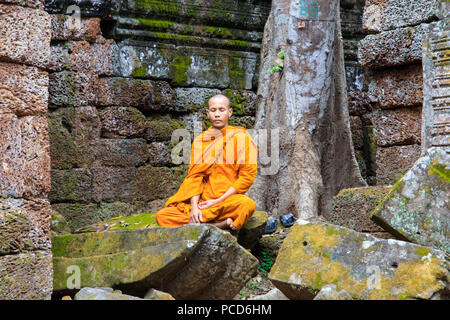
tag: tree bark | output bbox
[248,0,367,219]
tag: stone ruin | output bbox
[0,0,448,300]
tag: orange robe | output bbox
[156,125,258,230]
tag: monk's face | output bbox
[206,96,232,130]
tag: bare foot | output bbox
[211,218,237,230]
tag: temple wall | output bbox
[355,0,442,185]
[0,0,53,299]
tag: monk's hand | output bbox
[198,199,219,210]
[189,206,204,224]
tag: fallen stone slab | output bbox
[53,224,258,299]
[75,211,268,251]
[371,147,449,255]
[313,284,352,300]
[269,220,449,300]
[251,288,289,300]
[74,287,144,300]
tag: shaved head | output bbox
[208,94,231,108]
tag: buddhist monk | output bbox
[156,94,258,230]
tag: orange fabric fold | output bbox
[157,125,258,229]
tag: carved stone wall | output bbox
[356,0,443,185]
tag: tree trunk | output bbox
[248,0,367,219]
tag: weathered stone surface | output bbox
[350,116,364,150]
[91,166,136,203]
[0,198,51,254]
[52,224,259,299]
[50,209,71,236]
[143,288,175,300]
[147,141,174,167]
[49,40,119,76]
[368,107,422,147]
[376,144,421,185]
[51,15,102,42]
[0,5,50,68]
[313,284,353,300]
[89,138,149,168]
[0,62,48,116]
[0,250,52,300]
[51,202,99,232]
[74,287,144,300]
[235,211,268,250]
[1,0,43,9]
[49,71,98,106]
[363,0,440,32]
[371,147,449,255]
[133,164,187,202]
[117,0,270,35]
[329,186,392,236]
[50,168,93,203]
[175,87,220,111]
[0,114,51,199]
[422,16,450,151]
[145,115,186,142]
[358,23,435,68]
[118,41,258,90]
[367,64,423,109]
[96,77,176,111]
[47,107,100,169]
[269,220,450,300]
[221,89,258,116]
[251,288,289,300]
[98,107,147,139]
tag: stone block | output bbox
[91,166,137,203]
[118,42,258,90]
[99,107,148,139]
[49,40,119,76]
[367,64,423,109]
[89,138,149,168]
[376,144,421,185]
[369,107,422,147]
[51,202,99,232]
[50,15,101,42]
[0,250,52,300]
[175,87,220,111]
[0,4,50,68]
[47,107,100,169]
[145,115,186,142]
[0,198,51,255]
[50,168,93,203]
[363,0,440,32]
[52,224,258,299]
[49,71,98,106]
[0,114,51,199]
[269,220,450,300]
[371,147,449,255]
[329,186,392,235]
[358,23,434,68]
[0,0,43,9]
[0,62,48,116]
[96,77,176,111]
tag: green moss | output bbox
[428,163,450,183]
[170,54,191,84]
[136,18,175,30]
[135,0,180,14]
[228,56,246,89]
[415,246,432,258]
[203,26,233,39]
[131,65,149,78]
